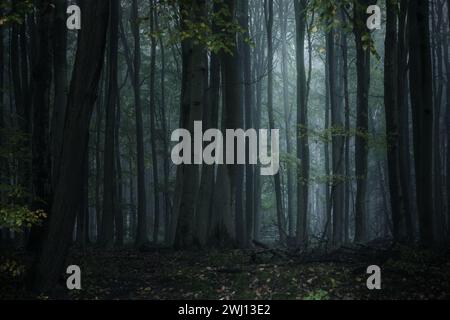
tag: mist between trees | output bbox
[0,0,449,293]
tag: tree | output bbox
[265,0,286,243]
[28,0,53,252]
[327,23,344,247]
[408,0,434,246]
[130,0,148,247]
[294,0,310,247]
[30,0,109,291]
[174,0,207,249]
[51,0,68,188]
[101,0,120,248]
[384,0,405,241]
[353,0,375,243]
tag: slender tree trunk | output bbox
[0,5,4,189]
[445,0,450,238]
[115,91,124,246]
[408,0,434,246]
[431,1,445,242]
[30,0,109,291]
[94,76,104,242]
[324,48,332,244]
[353,0,374,243]
[384,0,406,242]
[265,0,285,243]
[131,0,148,246]
[51,0,68,188]
[342,17,351,243]
[279,0,294,239]
[158,17,171,245]
[101,0,119,248]
[294,0,309,247]
[149,1,160,243]
[327,27,344,247]
[398,0,414,240]
[28,0,53,252]
[253,8,265,242]
[242,0,254,246]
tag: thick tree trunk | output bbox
[408,0,434,246]
[174,0,207,249]
[195,2,220,248]
[30,0,109,292]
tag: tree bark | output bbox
[30,0,109,291]
[28,0,53,252]
[384,0,405,242]
[131,0,148,247]
[242,0,254,246]
[174,0,206,249]
[149,0,160,243]
[353,0,374,243]
[265,0,285,243]
[101,0,119,248]
[51,0,68,188]
[408,0,434,246]
[294,0,309,248]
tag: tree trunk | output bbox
[353,0,374,243]
[28,0,53,252]
[265,0,285,243]
[101,0,119,248]
[51,0,68,188]
[384,0,405,242]
[280,0,294,239]
[174,0,206,249]
[408,0,434,246]
[131,0,148,247]
[195,1,220,248]
[294,0,309,247]
[157,15,172,245]
[149,0,160,244]
[115,81,124,246]
[446,0,450,238]
[398,0,414,240]
[327,27,344,247]
[30,0,109,292]
[341,15,351,243]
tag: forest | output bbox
[0,0,450,300]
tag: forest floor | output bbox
[1,240,450,300]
